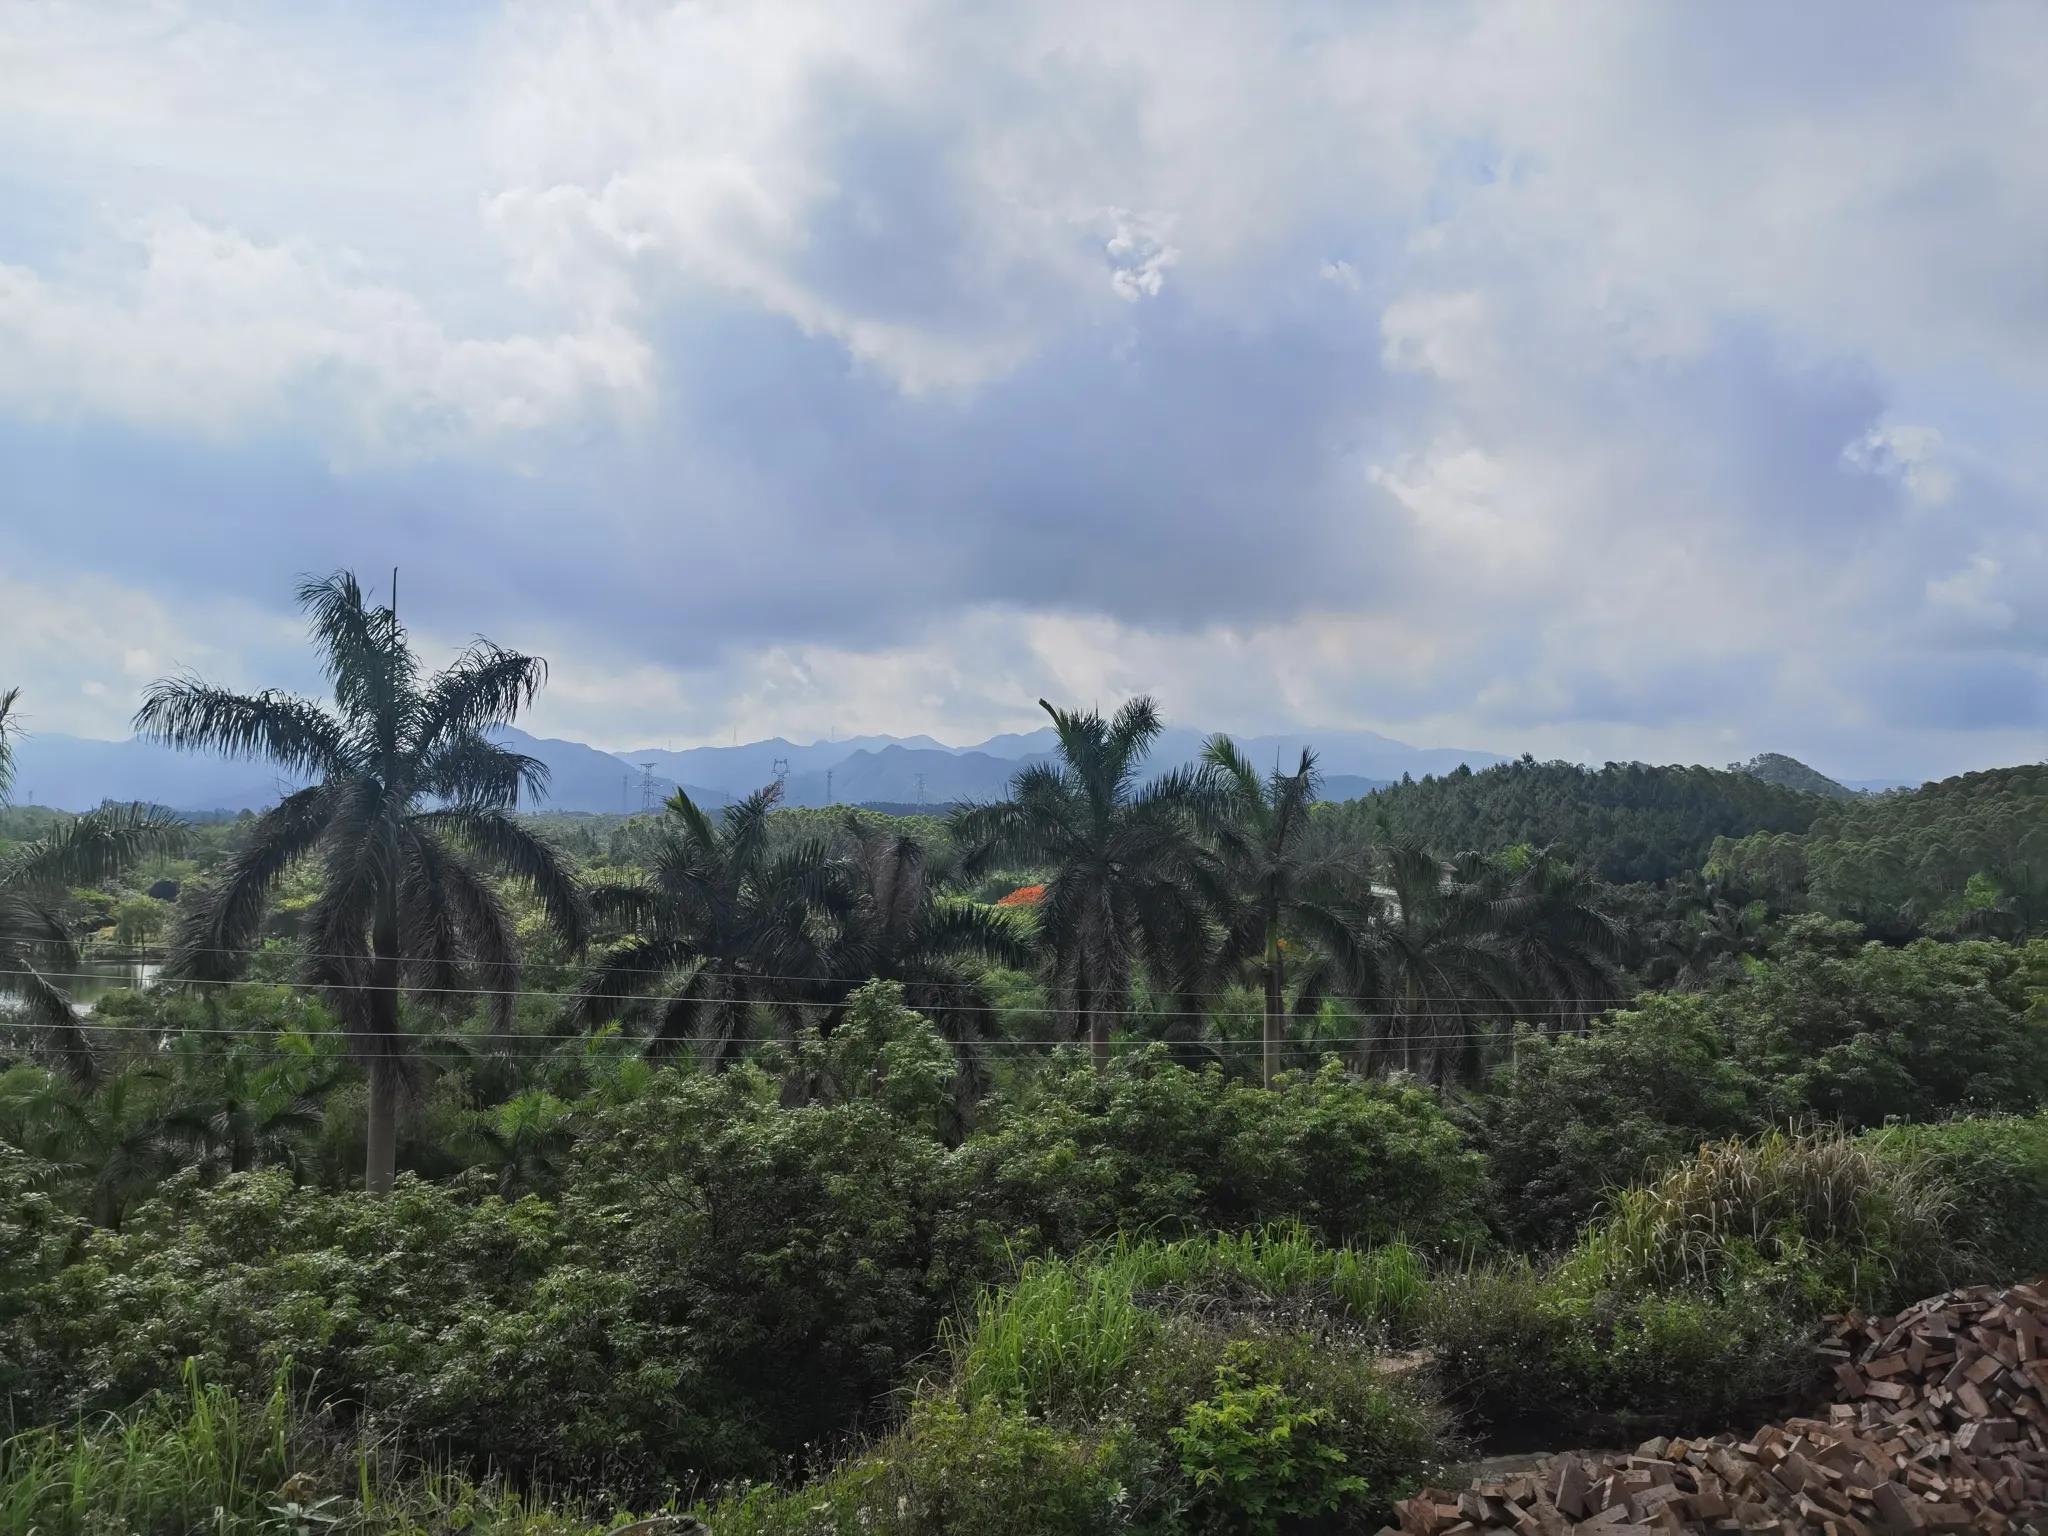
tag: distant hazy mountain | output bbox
[5,725,730,816]
[8,721,1486,815]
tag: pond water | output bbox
[0,955,162,1015]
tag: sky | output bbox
[2,1,2044,781]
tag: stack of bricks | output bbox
[1383,1279,2048,1534]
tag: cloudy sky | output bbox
[3,1,2044,779]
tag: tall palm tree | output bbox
[951,698,1220,1072]
[1203,736,1373,1086]
[1295,841,1517,1084]
[828,816,1033,1119]
[1,689,186,1078]
[134,573,586,1192]
[1478,845,1632,1033]
[568,784,849,1064]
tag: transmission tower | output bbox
[639,762,659,812]
[914,771,928,805]
[825,767,834,804]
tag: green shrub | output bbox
[946,1056,1486,1267]
[944,1238,1452,1531]
[1423,1263,1814,1436]
[1724,936,2048,1127]
[1475,1000,1765,1250]
[1170,1345,1366,1536]
[1872,1114,2048,1282]
[707,1400,1136,1536]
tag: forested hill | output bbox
[1317,756,1831,882]
[1729,751,1857,799]
[1713,763,2048,932]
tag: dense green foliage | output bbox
[1711,764,2048,936]
[6,579,2048,1535]
[1323,756,1828,883]
[1475,930,2048,1248]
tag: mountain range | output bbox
[9,723,1926,818]
[6,723,1507,814]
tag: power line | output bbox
[0,965,1613,1022]
[1,1012,1558,1051]
[5,938,1631,1006]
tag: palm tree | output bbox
[1295,841,1517,1084]
[568,784,849,1064]
[158,1032,335,1176]
[951,698,1220,1072]
[1,689,187,1079]
[456,1088,576,1195]
[0,1061,177,1228]
[1478,845,1632,1033]
[828,816,1033,1120]
[134,573,587,1192]
[1203,736,1374,1086]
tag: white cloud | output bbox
[0,214,651,459]
[0,569,303,737]
[1843,424,1958,508]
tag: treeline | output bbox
[1320,756,1830,883]
[1711,764,2048,935]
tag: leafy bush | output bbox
[947,1055,1486,1267]
[1170,1346,1366,1536]
[1424,1262,1815,1437]
[1475,1001,1765,1250]
[1725,934,2048,1126]
[17,1055,960,1494]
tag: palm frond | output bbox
[166,784,332,982]
[416,807,588,950]
[413,641,549,755]
[0,685,19,804]
[1,960,100,1084]
[7,803,187,893]
[133,681,349,779]
[416,731,549,810]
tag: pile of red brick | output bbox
[1386,1279,2048,1534]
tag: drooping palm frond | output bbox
[419,806,587,950]
[164,784,333,982]
[0,686,19,804]
[7,803,188,892]
[417,732,548,810]
[133,681,350,780]
[1,958,101,1083]
[413,641,549,756]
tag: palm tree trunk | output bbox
[365,889,402,1194]
[1262,920,1283,1088]
[1078,974,1108,1073]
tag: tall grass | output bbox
[1568,1127,1953,1306]
[0,1362,622,1536]
[0,1362,291,1536]
[947,1226,1427,1417]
